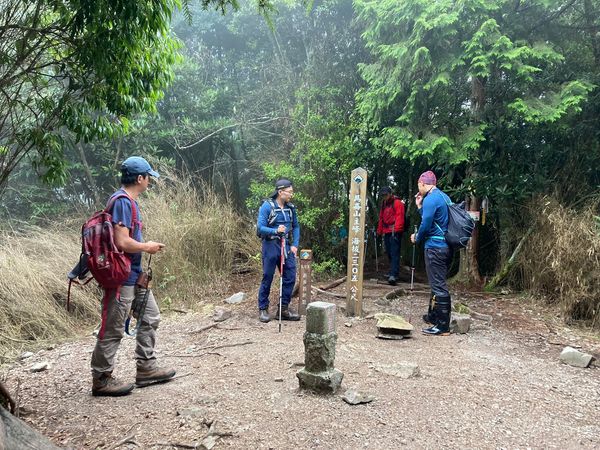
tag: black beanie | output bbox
[271,179,293,198]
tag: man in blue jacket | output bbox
[410,170,453,336]
[256,179,301,323]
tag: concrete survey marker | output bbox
[297,301,343,393]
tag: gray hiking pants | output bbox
[91,285,160,378]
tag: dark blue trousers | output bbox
[383,232,402,278]
[424,246,453,297]
[258,239,296,310]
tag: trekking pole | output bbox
[374,228,379,273]
[278,235,285,333]
[408,226,417,323]
[125,255,152,337]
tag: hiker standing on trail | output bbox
[410,170,453,336]
[91,156,176,396]
[377,186,405,286]
[256,179,301,323]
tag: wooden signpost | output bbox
[346,167,368,317]
[298,249,313,315]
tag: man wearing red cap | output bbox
[410,170,453,336]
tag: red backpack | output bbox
[67,193,137,311]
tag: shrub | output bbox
[515,197,600,327]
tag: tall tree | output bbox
[354,0,598,283]
[0,0,278,196]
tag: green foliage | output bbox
[355,0,600,208]
[4,0,599,293]
[0,0,286,195]
[312,257,344,278]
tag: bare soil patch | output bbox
[3,273,599,449]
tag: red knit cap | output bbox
[418,170,437,185]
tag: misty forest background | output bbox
[0,0,599,356]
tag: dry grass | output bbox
[0,171,261,363]
[516,196,600,327]
[128,171,261,309]
[0,226,100,362]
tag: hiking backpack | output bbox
[256,199,296,238]
[440,200,475,249]
[67,193,137,311]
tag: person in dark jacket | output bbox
[410,170,453,336]
[377,186,405,285]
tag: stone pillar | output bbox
[296,301,344,394]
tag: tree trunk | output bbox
[456,76,486,286]
[228,143,241,208]
[112,137,123,174]
[583,0,600,66]
[77,143,101,207]
[457,195,483,286]
[0,406,62,450]
[466,195,482,284]
[486,226,533,290]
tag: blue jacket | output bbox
[416,188,451,249]
[257,199,300,248]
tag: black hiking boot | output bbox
[387,275,397,286]
[259,309,271,323]
[422,313,435,325]
[277,305,301,321]
[423,293,436,324]
[421,325,450,336]
[92,374,134,397]
[422,296,451,336]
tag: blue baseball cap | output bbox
[121,156,160,178]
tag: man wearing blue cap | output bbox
[256,179,301,323]
[90,156,176,396]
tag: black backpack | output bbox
[444,200,475,249]
[256,199,296,238]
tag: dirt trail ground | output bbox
[3,273,600,450]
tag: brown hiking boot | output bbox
[136,366,176,387]
[92,374,134,397]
